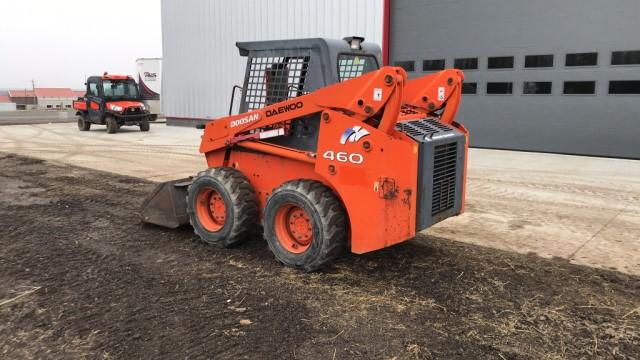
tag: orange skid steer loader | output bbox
[141,37,468,271]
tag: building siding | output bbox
[37,98,75,109]
[161,0,384,123]
[390,0,640,159]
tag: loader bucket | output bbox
[140,178,192,228]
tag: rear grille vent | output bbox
[395,118,453,140]
[395,116,464,230]
[431,142,457,215]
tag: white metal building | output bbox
[161,0,384,125]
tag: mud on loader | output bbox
[141,37,468,271]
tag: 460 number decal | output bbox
[322,151,363,164]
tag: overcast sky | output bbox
[0,0,162,89]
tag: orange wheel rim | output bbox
[274,204,313,254]
[196,187,226,232]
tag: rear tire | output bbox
[264,180,347,272]
[106,116,118,134]
[77,115,90,131]
[187,167,259,247]
[139,120,150,132]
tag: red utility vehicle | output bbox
[73,73,156,133]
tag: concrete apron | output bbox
[0,122,638,276]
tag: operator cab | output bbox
[231,37,382,115]
[86,74,141,102]
[226,37,381,151]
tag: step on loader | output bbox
[141,37,468,271]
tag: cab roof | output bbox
[236,37,380,57]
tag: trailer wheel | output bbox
[187,167,259,247]
[139,120,150,132]
[106,116,118,134]
[77,115,90,131]
[264,180,347,272]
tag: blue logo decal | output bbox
[340,126,370,144]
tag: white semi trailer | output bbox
[135,58,162,116]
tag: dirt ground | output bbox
[1,153,639,359]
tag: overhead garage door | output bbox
[389,0,640,159]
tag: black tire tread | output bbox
[106,116,118,134]
[266,180,347,272]
[187,167,259,248]
[77,115,90,131]
[139,120,150,132]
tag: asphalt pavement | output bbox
[0,110,76,125]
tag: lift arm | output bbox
[199,67,463,158]
[199,66,406,155]
[400,69,464,125]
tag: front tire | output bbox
[187,167,259,247]
[264,180,347,272]
[106,116,118,134]
[77,115,90,131]
[139,120,150,132]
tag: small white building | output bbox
[7,90,37,110]
[33,88,85,110]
